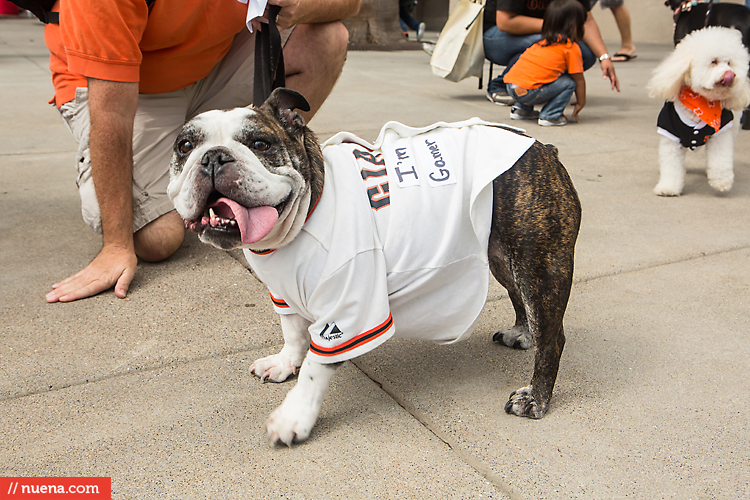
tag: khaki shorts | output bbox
[59,27,292,233]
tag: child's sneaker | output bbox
[486,91,515,106]
[538,116,568,127]
[510,107,539,120]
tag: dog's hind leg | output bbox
[489,142,581,419]
[251,313,311,383]
[488,239,532,350]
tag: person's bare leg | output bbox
[611,5,636,60]
[133,210,185,262]
[282,22,350,122]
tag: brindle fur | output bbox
[489,142,581,418]
[258,90,325,216]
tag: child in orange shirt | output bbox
[503,0,587,126]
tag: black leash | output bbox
[669,0,714,27]
[253,4,285,107]
[704,0,713,28]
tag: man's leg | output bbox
[610,4,636,59]
[133,210,185,262]
[130,92,192,262]
[282,22,350,122]
[58,88,187,264]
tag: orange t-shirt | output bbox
[44,0,248,107]
[503,40,583,90]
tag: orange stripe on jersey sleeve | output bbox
[309,314,393,357]
[270,293,289,309]
[249,248,276,256]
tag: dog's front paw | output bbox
[266,399,317,446]
[250,353,300,383]
[653,182,682,197]
[707,172,734,192]
[505,386,547,419]
[492,325,532,350]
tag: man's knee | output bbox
[307,21,349,56]
[578,42,596,71]
[285,22,350,73]
[134,210,185,262]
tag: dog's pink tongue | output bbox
[722,71,735,86]
[209,198,278,244]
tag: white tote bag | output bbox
[430,0,485,82]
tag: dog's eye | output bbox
[178,140,194,155]
[711,59,719,66]
[251,140,270,152]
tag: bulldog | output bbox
[167,88,582,446]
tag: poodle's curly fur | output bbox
[648,27,750,196]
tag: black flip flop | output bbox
[612,52,637,62]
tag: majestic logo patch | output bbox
[319,322,344,341]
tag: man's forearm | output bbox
[87,78,139,249]
[496,10,543,35]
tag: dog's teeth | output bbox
[209,207,217,219]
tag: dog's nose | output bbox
[200,148,236,178]
[720,70,735,86]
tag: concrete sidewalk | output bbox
[2,17,750,499]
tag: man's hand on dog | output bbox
[46,244,137,303]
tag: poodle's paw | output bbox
[504,386,547,419]
[707,173,734,192]
[653,181,683,197]
[492,325,532,350]
[266,398,317,446]
[250,353,300,383]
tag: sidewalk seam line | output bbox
[350,358,524,500]
[0,345,273,402]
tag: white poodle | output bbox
[648,27,750,196]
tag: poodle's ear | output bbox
[648,35,695,101]
[724,34,750,110]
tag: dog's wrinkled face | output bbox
[167,89,322,251]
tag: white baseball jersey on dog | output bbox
[244,118,535,364]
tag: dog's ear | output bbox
[648,35,695,102]
[723,33,750,110]
[262,88,311,137]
